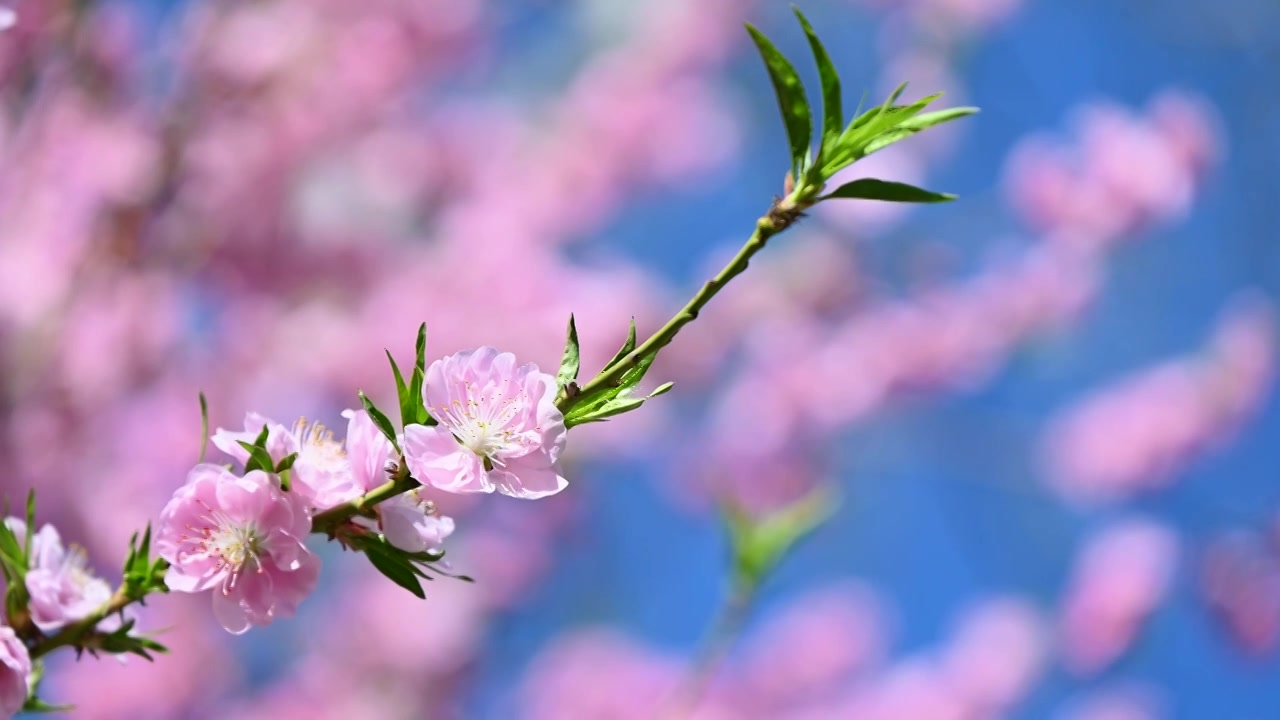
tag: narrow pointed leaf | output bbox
[647,381,675,398]
[557,314,581,388]
[387,350,412,428]
[896,106,979,132]
[250,423,270,449]
[197,392,210,463]
[414,323,427,372]
[359,391,401,452]
[823,178,956,203]
[409,366,433,425]
[363,540,425,599]
[236,441,275,474]
[602,319,638,372]
[23,489,34,562]
[793,8,841,150]
[745,24,812,174]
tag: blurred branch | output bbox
[658,573,758,720]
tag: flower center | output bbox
[434,384,532,463]
[61,546,96,590]
[211,522,261,572]
[294,418,349,475]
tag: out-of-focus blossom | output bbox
[404,347,567,500]
[0,625,30,718]
[736,582,890,712]
[1058,519,1180,674]
[1202,530,1280,655]
[1004,92,1221,252]
[694,242,1096,510]
[1056,685,1166,720]
[1043,296,1275,505]
[519,629,692,720]
[156,465,320,634]
[4,519,111,632]
[41,596,239,718]
[941,597,1048,714]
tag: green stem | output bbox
[658,574,759,720]
[30,587,133,659]
[557,188,814,415]
[309,461,418,535]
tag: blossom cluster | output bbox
[157,347,566,634]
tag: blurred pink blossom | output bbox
[1202,530,1280,656]
[1043,296,1275,504]
[1004,92,1221,253]
[0,625,29,718]
[1058,519,1180,674]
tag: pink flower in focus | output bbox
[403,347,567,499]
[156,465,320,634]
[0,625,30,718]
[4,519,112,632]
[341,407,392,493]
[1058,519,1179,674]
[378,493,456,554]
[212,412,361,511]
[340,407,457,553]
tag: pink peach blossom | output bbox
[403,347,567,499]
[4,519,112,632]
[155,465,320,634]
[212,412,362,511]
[0,625,30,718]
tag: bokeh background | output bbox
[1,0,1277,717]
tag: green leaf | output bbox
[275,452,298,474]
[23,489,34,563]
[137,525,152,575]
[236,438,275,475]
[275,453,298,491]
[251,422,269,449]
[22,696,74,713]
[745,24,812,175]
[601,319,638,373]
[0,519,24,581]
[724,487,836,586]
[823,178,956,203]
[896,106,979,133]
[557,314,581,389]
[362,539,425,599]
[414,323,427,372]
[387,350,411,427]
[793,7,841,154]
[404,323,434,426]
[359,391,401,452]
[648,381,675,398]
[197,392,209,463]
[824,88,943,173]
[409,366,432,425]
[563,378,674,427]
